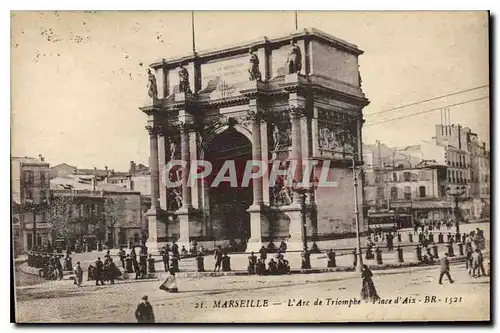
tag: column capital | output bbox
[145,124,162,136]
[177,121,195,133]
[288,105,307,119]
[245,110,266,124]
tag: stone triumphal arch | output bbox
[140,28,370,252]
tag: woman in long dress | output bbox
[360,265,380,302]
[74,261,83,287]
[159,267,178,293]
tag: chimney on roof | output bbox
[104,166,109,183]
[92,167,97,191]
[38,154,45,162]
[130,161,136,176]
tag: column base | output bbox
[246,239,264,253]
[145,240,167,255]
[145,207,167,255]
[246,204,266,253]
[176,208,192,251]
[280,205,305,252]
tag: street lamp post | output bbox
[446,185,467,234]
[352,159,363,273]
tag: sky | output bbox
[11,11,490,171]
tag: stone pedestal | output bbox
[246,204,266,253]
[281,204,304,251]
[176,208,192,250]
[145,209,166,255]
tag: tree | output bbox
[46,194,75,241]
[102,197,128,248]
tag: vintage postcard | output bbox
[11,11,490,323]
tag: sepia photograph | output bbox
[10,10,491,323]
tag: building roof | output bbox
[50,163,77,170]
[76,169,110,177]
[151,27,363,69]
[50,175,139,194]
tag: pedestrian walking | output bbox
[360,265,380,303]
[159,267,179,293]
[214,246,223,272]
[74,261,83,287]
[471,249,486,277]
[438,253,455,284]
[135,296,155,323]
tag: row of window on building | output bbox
[21,170,49,187]
[447,169,470,184]
[446,151,469,169]
[377,185,428,201]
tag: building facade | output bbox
[50,175,144,248]
[140,28,370,252]
[364,122,490,224]
[11,156,51,252]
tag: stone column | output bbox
[177,121,192,249]
[148,125,160,210]
[145,124,162,252]
[289,107,304,204]
[180,124,192,210]
[260,121,270,205]
[158,131,167,210]
[282,101,308,251]
[246,105,266,252]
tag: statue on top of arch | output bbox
[248,48,262,82]
[178,63,192,94]
[147,68,158,99]
[286,39,302,74]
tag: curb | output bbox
[16,255,469,280]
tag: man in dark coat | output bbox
[214,246,223,272]
[95,257,105,286]
[438,253,455,284]
[135,295,155,323]
[118,247,126,268]
[386,232,394,251]
[131,247,139,273]
[171,242,180,259]
[259,246,267,260]
[160,247,170,272]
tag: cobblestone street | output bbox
[15,261,489,323]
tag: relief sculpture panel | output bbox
[268,111,292,153]
[317,108,358,156]
[165,133,182,211]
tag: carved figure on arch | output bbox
[178,64,191,94]
[286,40,302,74]
[168,139,178,160]
[147,68,158,99]
[248,48,262,82]
[272,125,280,151]
[167,188,183,211]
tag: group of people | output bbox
[87,252,121,286]
[213,246,232,272]
[118,246,156,279]
[38,254,64,280]
[465,228,488,278]
[247,248,290,275]
[365,232,395,259]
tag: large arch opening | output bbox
[204,128,253,245]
